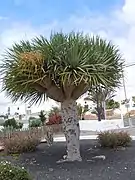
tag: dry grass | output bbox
[97,131,132,148]
[0,125,63,154]
[3,131,40,154]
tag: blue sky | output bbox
[1,0,124,26]
[0,0,135,114]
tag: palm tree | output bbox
[1,32,123,162]
[39,110,46,125]
[106,99,120,110]
[132,96,135,107]
[85,87,115,121]
[77,103,89,120]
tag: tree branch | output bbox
[71,83,89,100]
[38,77,65,102]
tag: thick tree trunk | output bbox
[61,99,82,162]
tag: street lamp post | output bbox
[122,63,135,127]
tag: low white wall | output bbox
[79,119,124,131]
[0,119,124,132]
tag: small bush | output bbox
[3,118,23,129]
[46,114,62,125]
[29,119,41,128]
[3,118,17,129]
[4,132,40,154]
[39,110,46,125]
[29,116,37,120]
[47,107,62,125]
[18,122,23,129]
[0,161,32,180]
[97,131,132,148]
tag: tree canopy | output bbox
[85,86,116,120]
[77,103,89,120]
[106,99,120,109]
[1,32,124,104]
[86,86,115,104]
[39,110,46,125]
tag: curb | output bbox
[40,135,135,143]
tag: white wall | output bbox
[22,119,125,131]
[0,119,125,132]
[79,119,124,131]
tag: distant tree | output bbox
[77,104,83,120]
[18,122,23,129]
[3,118,17,129]
[39,110,46,125]
[3,118,23,129]
[132,96,135,107]
[121,99,130,105]
[0,115,8,119]
[77,103,89,120]
[132,96,135,102]
[29,119,41,128]
[29,116,36,120]
[106,99,120,109]
[86,86,115,121]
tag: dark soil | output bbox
[1,140,135,180]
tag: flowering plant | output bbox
[0,161,32,180]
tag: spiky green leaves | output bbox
[1,32,124,103]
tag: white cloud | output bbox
[121,0,135,24]
[0,0,135,114]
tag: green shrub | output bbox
[3,118,23,129]
[97,131,132,148]
[39,110,46,125]
[4,132,40,154]
[29,116,36,120]
[3,118,17,129]
[29,119,41,128]
[18,122,23,129]
[0,161,32,180]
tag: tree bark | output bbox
[100,106,105,120]
[61,99,82,162]
[96,102,101,121]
